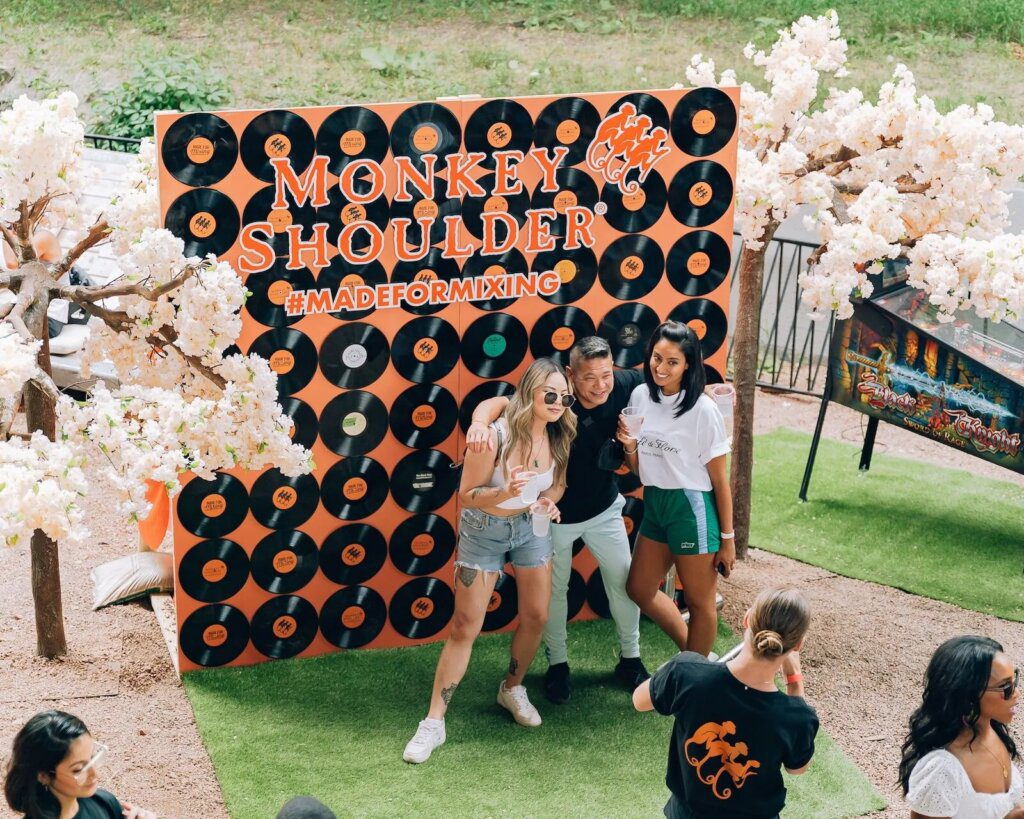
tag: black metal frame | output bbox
[84,134,142,152]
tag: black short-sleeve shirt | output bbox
[73,789,123,818]
[649,652,819,819]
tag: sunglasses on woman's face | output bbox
[539,390,575,408]
[985,667,1020,701]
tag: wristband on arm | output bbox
[720,531,735,540]
[786,673,803,685]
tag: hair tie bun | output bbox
[753,629,784,656]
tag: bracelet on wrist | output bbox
[720,531,735,540]
[624,444,638,454]
[786,673,803,685]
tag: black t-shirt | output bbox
[73,789,123,818]
[650,652,819,819]
[558,368,643,524]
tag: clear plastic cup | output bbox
[709,383,735,423]
[620,407,643,436]
[517,471,539,505]
[531,502,551,537]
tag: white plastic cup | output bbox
[620,406,643,436]
[531,502,551,537]
[709,383,735,423]
[518,471,539,505]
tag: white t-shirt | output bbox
[626,386,730,491]
[907,748,1024,818]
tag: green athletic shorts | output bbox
[637,486,721,555]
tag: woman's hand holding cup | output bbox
[504,465,532,501]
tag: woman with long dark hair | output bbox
[900,635,1022,817]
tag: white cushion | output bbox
[48,323,90,356]
[90,552,173,610]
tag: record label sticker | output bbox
[552,327,575,350]
[414,339,438,362]
[554,260,577,283]
[483,333,507,358]
[488,122,513,148]
[484,264,506,278]
[187,138,214,163]
[410,534,434,556]
[413,125,440,152]
[687,252,711,275]
[622,189,647,212]
[412,405,436,428]
[342,606,366,628]
[414,199,440,219]
[553,190,577,214]
[273,616,297,639]
[623,516,635,535]
[412,597,435,620]
[341,273,364,289]
[415,268,438,283]
[267,279,293,305]
[264,133,292,158]
[341,130,367,155]
[689,319,708,339]
[619,323,641,347]
[203,625,228,647]
[341,203,367,224]
[344,478,368,501]
[342,544,366,566]
[487,592,502,613]
[269,350,295,375]
[343,412,367,436]
[484,196,509,213]
[273,487,297,510]
[189,212,217,238]
[413,471,436,491]
[556,119,581,144]
[272,551,297,574]
[342,344,368,368]
[202,560,227,582]
[621,256,644,280]
[692,110,717,135]
[268,209,293,233]
[690,182,713,207]
[201,494,226,517]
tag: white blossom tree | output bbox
[686,12,1024,556]
[0,94,312,658]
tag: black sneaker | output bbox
[614,656,650,693]
[544,662,572,704]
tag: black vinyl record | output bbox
[319,323,390,389]
[162,113,238,187]
[610,93,670,134]
[567,568,587,620]
[461,248,528,311]
[320,585,387,648]
[529,167,599,236]
[389,384,458,449]
[669,298,728,358]
[666,230,731,296]
[622,495,644,547]
[180,604,249,667]
[668,161,733,228]
[390,102,462,169]
[389,175,460,249]
[317,256,388,322]
[251,529,319,594]
[391,449,459,513]
[615,463,642,494]
[598,234,664,301]
[251,595,317,659]
[535,97,600,166]
[586,568,611,619]
[389,513,456,576]
[250,469,319,530]
[704,364,724,385]
[598,303,660,368]
[319,390,388,457]
[529,306,596,366]
[279,397,318,450]
[600,169,667,234]
[482,572,518,632]
[240,109,315,183]
[461,313,528,378]
[315,106,389,175]
[391,316,460,383]
[465,99,534,168]
[459,380,515,432]
[241,184,319,259]
[165,188,240,258]
[389,577,455,640]
[390,248,461,316]
[535,246,598,305]
[320,457,389,520]
[248,328,317,397]
[178,473,248,538]
[572,537,586,556]
[244,260,316,327]
[320,523,388,586]
[671,87,737,157]
[461,172,530,241]
[178,538,249,603]
[318,182,390,249]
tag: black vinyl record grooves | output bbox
[461,313,528,378]
[610,93,671,134]
[250,529,319,594]
[389,577,455,640]
[389,384,458,449]
[671,87,737,158]
[317,256,388,322]
[389,175,460,249]
[598,234,665,301]
[248,328,318,397]
[622,495,644,547]
[704,364,724,385]
[482,572,518,632]
[240,109,316,183]
[242,184,319,258]
[320,585,387,648]
[251,595,317,659]
[178,473,249,538]
[165,188,240,258]
[390,103,462,170]
[586,568,611,619]
[391,316,460,383]
[535,245,598,305]
[535,97,600,166]
[465,99,534,169]
[529,167,599,236]
[458,380,515,432]
[320,523,388,586]
[178,539,249,603]
[315,106,389,175]
[600,169,668,234]
[598,303,660,368]
[391,449,459,513]
[162,113,238,187]
[461,248,528,312]
[318,183,390,249]
[319,323,390,389]
[390,249,461,316]
[461,172,530,241]
[572,537,585,556]
[320,457,389,521]
[529,306,596,366]
[180,604,249,667]
[666,230,731,296]
[250,469,319,530]
[567,569,587,620]
[615,462,642,494]
[244,260,316,327]
[668,161,733,228]
[389,513,456,576]
[319,390,388,457]
[279,397,319,450]
[669,298,728,358]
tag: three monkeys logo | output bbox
[684,721,761,800]
[586,103,670,195]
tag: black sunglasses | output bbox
[540,390,575,408]
[985,667,1020,701]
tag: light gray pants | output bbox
[543,494,641,665]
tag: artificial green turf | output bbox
[750,429,1024,622]
[184,617,884,818]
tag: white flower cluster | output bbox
[105,139,160,255]
[0,329,40,399]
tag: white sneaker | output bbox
[497,681,542,727]
[403,718,446,763]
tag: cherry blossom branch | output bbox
[0,222,21,258]
[833,182,931,196]
[52,219,110,280]
[154,324,227,390]
[54,261,202,304]
[1,388,23,440]
[0,271,23,291]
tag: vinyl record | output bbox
[315,106,389,175]
[389,175,460,249]
[164,188,240,258]
[178,538,249,603]
[319,323,390,389]
[390,102,462,170]
[671,87,737,157]
[482,572,518,632]
[465,99,534,169]
[250,528,319,582]
[600,169,667,234]
[279,397,318,450]
[177,473,249,538]
[529,306,596,366]
[248,328,318,397]
[250,469,319,530]
[162,113,238,187]
[244,260,316,327]
[391,449,459,513]
[389,577,455,640]
[180,604,249,667]
[318,182,390,249]
[240,109,316,183]
[586,568,611,619]
[389,513,456,576]
[391,316,460,383]
[572,537,585,556]
[317,256,387,322]
[251,594,317,659]
[242,184,319,258]
[390,249,461,316]
[598,234,664,301]
[666,230,730,296]
[461,313,528,378]
[535,246,598,305]
[461,248,528,311]
[320,585,387,649]
[461,172,530,241]
[610,93,670,133]
[567,568,587,620]
[319,390,388,457]
[320,457,390,520]
[389,384,458,449]
[535,97,600,166]
[615,462,642,494]
[704,364,724,385]
[529,167,599,236]
[458,380,515,432]
[667,161,733,228]
[598,303,660,368]
[320,523,388,586]
[622,495,644,547]
[669,298,728,358]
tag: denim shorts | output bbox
[455,507,553,573]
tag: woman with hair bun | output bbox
[634,587,818,819]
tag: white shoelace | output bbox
[508,685,535,713]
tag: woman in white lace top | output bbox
[899,635,1022,818]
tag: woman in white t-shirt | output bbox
[616,320,734,656]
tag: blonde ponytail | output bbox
[748,588,811,659]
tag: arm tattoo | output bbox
[469,487,483,499]
[457,566,479,588]
[441,682,458,706]
[508,657,519,677]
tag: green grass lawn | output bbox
[751,428,1024,621]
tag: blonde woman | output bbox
[403,358,577,764]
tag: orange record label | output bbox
[554,259,577,283]
[484,195,509,213]
[688,319,708,339]
[689,182,713,207]
[203,625,228,647]
[614,462,630,476]
[687,251,711,276]
[623,516,635,535]
[413,125,440,152]
[342,412,367,437]
[340,129,367,156]
[488,122,513,148]
[273,616,297,638]
[341,273,364,289]
[272,550,298,574]
[551,327,575,351]
[202,559,228,583]
[189,212,217,238]
[411,596,434,620]
[268,208,293,233]
[414,338,438,362]
[264,133,292,158]
[273,487,297,510]
[620,255,644,280]
[692,109,717,136]
[186,137,214,164]
[556,119,580,144]
[342,203,367,224]
[267,279,293,305]
[200,494,226,518]
[342,543,366,566]
[410,534,434,556]
[342,606,366,628]
[287,420,297,440]
[486,592,502,613]
[415,268,438,283]
[269,350,295,375]
[622,189,647,212]
[553,190,577,214]
[412,405,436,428]
[484,264,506,278]
[414,199,439,220]
[343,477,368,501]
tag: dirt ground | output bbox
[0,388,1021,818]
